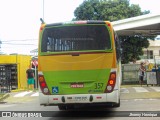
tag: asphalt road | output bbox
[0,86,160,120]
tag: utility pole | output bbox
[43,0,45,21]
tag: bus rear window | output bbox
[41,25,111,52]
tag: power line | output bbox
[2,43,37,46]
[1,39,38,42]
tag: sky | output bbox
[0,0,159,55]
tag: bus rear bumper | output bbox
[39,89,120,106]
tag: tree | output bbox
[120,36,151,63]
[73,0,152,64]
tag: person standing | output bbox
[139,62,146,86]
[26,67,35,91]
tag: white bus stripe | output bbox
[133,87,149,92]
[14,91,32,97]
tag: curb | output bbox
[11,89,26,92]
[121,85,139,87]
[11,89,38,92]
[0,93,10,102]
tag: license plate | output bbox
[70,83,84,88]
[67,96,88,101]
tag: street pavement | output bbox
[1,85,160,102]
[1,86,160,120]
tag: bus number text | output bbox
[95,83,103,89]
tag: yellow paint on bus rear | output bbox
[38,53,116,71]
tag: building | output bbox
[0,55,31,92]
[142,37,160,64]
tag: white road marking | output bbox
[150,87,160,92]
[13,91,32,97]
[0,104,16,108]
[133,87,149,92]
[121,100,129,102]
[120,88,129,93]
[122,99,159,101]
[134,99,145,101]
[31,92,39,97]
[149,98,158,101]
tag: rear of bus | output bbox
[38,21,121,109]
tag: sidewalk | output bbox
[120,84,160,100]
[0,93,10,102]
[121,84,160,88]
[0,89,38,102]
[0,89,29,101]
[121,91,160,100]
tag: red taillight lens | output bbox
[40,26,43,31]
[40,24,45,31]
[110,73,116,80]
[41,82,46,87]
[38,74,50,95]
[109,80,114,85]
[105,72,116,93]
[107,23,111,27]
[39,76,45,82]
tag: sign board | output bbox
[32,60,38,67]
[147,72,157,85]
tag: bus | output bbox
[38,20,122,110]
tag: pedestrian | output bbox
[26,67,35,91]
[139,62,146,86]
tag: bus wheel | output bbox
[58,105,74,110]
[58,105,67,110]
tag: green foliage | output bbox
[73,0,153,63]
[120,36,150,64]
[74,0,145,21]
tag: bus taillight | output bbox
[40,26,43,31]
[41,82,46,87]
[107,23,111,27]
[40,24,45,31]
[105,72,116,93]
[38,75,51,95]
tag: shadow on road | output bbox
[46,107,117,119]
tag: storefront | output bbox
[0,55,31,92]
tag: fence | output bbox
[122,64,147,84]
[0,65,17,93]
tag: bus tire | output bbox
[58,105,74,110]
[58,105,67,110]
